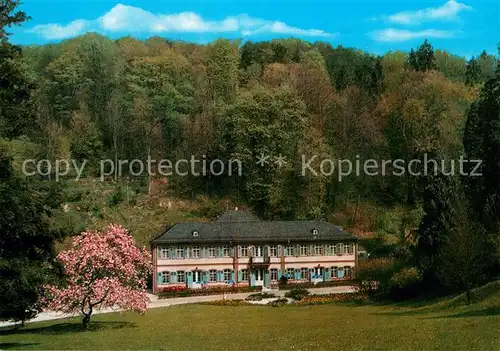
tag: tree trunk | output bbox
[82,313,90,329]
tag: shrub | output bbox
[279,275,288,285]
[284,288,310,301]
[387,267,423,300]
[269,298,289,307]
[108,186,125,207]
[245,292,276,301]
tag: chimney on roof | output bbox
[235,206,238,211]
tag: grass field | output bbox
[1,283,499,350]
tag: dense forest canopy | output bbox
[14,33,497,219]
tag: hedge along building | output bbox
[150,209,358,293]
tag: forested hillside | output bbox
[13,35,497,221]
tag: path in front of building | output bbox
[0,286,356,328]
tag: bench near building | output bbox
[150,209,358,293]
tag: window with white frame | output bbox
[331,266,338,278]
[344,266,351,277]
[191,246,200,258]
[301,267,309,280]
[286,268,295,279]
[240,245,248,257]
[300,245,308,256]
[270,245,278,257]
[241,269,248,281]
[221,246,230,257]
[207,247,216,258]
[314,244,323,256]
[160,247,169,259]
[270,268,278,281]
[337,243,344,255]
[329,244,336,256]
[161,271,170,283]
[177,271,185,283]
[176,247,185,259]
[223,269,232,281]
[209,270,217,282]
[344,244,351,255]
[286,245,294,256]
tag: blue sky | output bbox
[10,0,500,57]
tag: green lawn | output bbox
[1,286,499,351]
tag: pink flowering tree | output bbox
[43,224,152,328]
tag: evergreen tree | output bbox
[407,39,437,72]
[465,57,481,86]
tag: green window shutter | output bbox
[278,269,282,279]
[325,245,331,256]
[238,270,242,282]
[169,247,175,259]
[230,247,234,257]
[283,246,288,256]
[218,247,223,257]
[217,271,223,281]
[296,245,300,257]
[157,272,163,284]
[171,272,177,283]
[295,268,300,280]
[231,270,235,282]
[185,247,189,258]
[309,245,314,256]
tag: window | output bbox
[270,245,278,257]
[286,245,294,256]
[331,266,338,278]
[241,269,248,281]
[160,247,169,259]
[177,271,185,283]
[176,247,185,259]
[300,245,308,256]
[337,243,344,255]
[209,270,217,282]
[345,244,351,255]
[286,268,295,279]
[329,244,336,256]
[344,266,352,278]
[161,271,170,283]
[300,267,309,280]
[314,245,323,256]
[207,247,216,258]
[223,269,232,281]
[191,246,200,258]
[270,268,278,281]
[221,246,230,257]
[240,245,248,257]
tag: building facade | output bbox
[150,209,358,293]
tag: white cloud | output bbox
[370,28,457,42]
[30,20,90,40]
[29,3,333,40]
[387,1,472,25]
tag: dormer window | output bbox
[192,231,199,237]
[312,229,318,235]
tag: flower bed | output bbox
[295,293,369,305]
[157,285,262,299]
[245,292,276,301]
[198,299,252,306]
[279,279,357,290]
